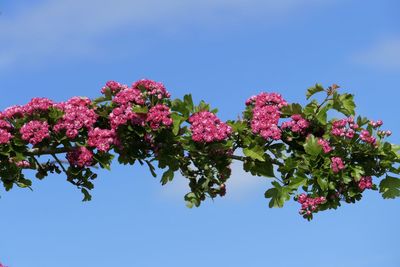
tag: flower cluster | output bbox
[331,157,345,173]
[369,120,383,128]
[0,119,12,144]
[146,104,173,130]
[331,117,358,139]
[113,88,145,106]
[3,105,25,119]
[88,128,116,152]
[101,80,124,94]
[54,97,98,139]
[360,130,376,145]
[189,111,232,143]
[24,97,54,115]
[318,138,332,153]
[66,147,94,167]
[358,176,373,191]
[132,79,171,99]
[297,193,326,217]
[20,120,50,145]
[281,114,310,134]
[15,160,31,168]
[377,130,392,137]
[248,92,288,140]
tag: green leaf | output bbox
[171,113,184,135]
[306,84,325,99]
[317,177,328,191]
[243,146,265,162]
[145,160,157,178]
[281,103,303,117]
[303,134,322,157]
[288,176,307,190]
[132,105,148,114]
[264,181,290,208]
[379,175,400,199]
[183,94,194,113]
[81,188,92,202]
[161,168,174,185]
[351,166,364,182]
[332,93,356,116]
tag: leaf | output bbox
[379,175,400,199]
[281,103,303,117]
[303,100,319,117]
[306,84,325,99]
[145,160,157,178]
[317,177,328,191]
[351,166,364,182]
[332,93,356,116]
[81,188,92,202]
[132,105,148,114]
[243,146,265,162]
[171,113,184,135]
[288,176,307,190]
[303,134,322,157]
[315,104,332,125]
[161,168,174,185]
[183,94,194,113]
[264,181,290,208]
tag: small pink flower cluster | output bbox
[377,130,392,137]
[113,88,145,106]
[247,92,288,140]
[109,105,145,129]
[132,79,171,99]
[3,105,25,119]
[66,147,93,167]
[369,120,383,128]
[331,156,345,173]
[20,120,50,145]
[331,117,358,139]
[54,97,98,139]
[281,114,310,134]
[189,111,232,143]
[16,160,31,168]
[358,176,373,191]
[360,130,376,145]
[318,138,332,153]
[101,80,124,94]
[297,193,326,217]
[24,97,54,115]
[0,119,12,144]
[146,104,173,130]
[88,128,116,152]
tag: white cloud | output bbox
[0,0,330,69]
[353,37,400,71]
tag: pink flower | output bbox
[113,88,145,106]
[66,147,93,167]
[20,120,50,145]
[297,193,326,217]
[53,97,98,139]
[331,157,345,173]
[23,97,54,115]
[358,176,373,191]
[3,105,25,119]
[88,128,116,152]
[16,160,31,168]
[369,120,383,128]
[318,138,332,153]
[0,129,12,144]
[331,117,358,139]
[246,92,287,140]
[132,79,171,99]
[146,104,173,130]
[109,104,145,129]
[281,114,310,134]
[360,130,376,145]
[189,111,232,143]
[101,80,124,94]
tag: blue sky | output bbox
[0,1,399,266]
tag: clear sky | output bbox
[0,1,399,266]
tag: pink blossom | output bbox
[53,97,98,139]
[66,147,93,167]
[369,120,383,128]
[3,105,25,119]
[358,176,373,191]
[331,157,345,173]
[0,129,12,144]
[318,138,332,153]
[360,130,376,145]
[113,88,145,106]
[297,193,326,217]
[331,117,358,139]
[101,80,124,94]
[20,120,50,145]
[0,120,12,130]
[88,128,116,152]
[132,79,171,99]
[281,114,310,134]
[189,111,232,143]
[146,104,173,130]
[16,160,31,168]
[23,97,54,115]
[109,104,146,129]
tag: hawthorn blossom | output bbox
[331,157,345,173]
[101,80,124,94]
[23,97,54,115]
[360,130,376,145]
[53,97,98,139]
[146,104,173,130]
[132,79,171,99]
[66,147,93,167]
[16,160,31,168]
[358,176,373,191]
[113,88,145,106]
[3,105,25,119]
[297,193,326,217]
[318,138,332,153]
[281,114,310,134]
[109,104,146,129]
[189,111,232,143]
[0,129,12,144]
[369,120,383,128]
[331,117,358,139]
[20,120,50,145]
[88,128,116,152]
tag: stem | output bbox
[51,154,68,174]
